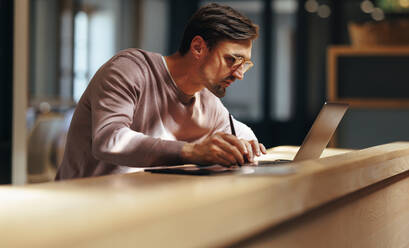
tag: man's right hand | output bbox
[181,132,249,166]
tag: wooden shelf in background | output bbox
[327,45,409,108]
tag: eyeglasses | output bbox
[225,54,254,73]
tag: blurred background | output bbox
[1,0,409,184]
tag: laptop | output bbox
[147,102,349,176]
[238,102,349,174]
[254,101,349,165]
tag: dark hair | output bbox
[178,3,259,55]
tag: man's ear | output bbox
[190,35,207,59]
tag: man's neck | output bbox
[164,52,204,96]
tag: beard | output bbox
[206,75,235,98]
[207,83,226,98]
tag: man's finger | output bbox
[242,140,253,162]
[211,144,238,165]
[250,140,261,156]
[222,133,248,155]
[212,136,245,164]
[260,143,267,154]
[215,152,235,166]
[239,139,249,155]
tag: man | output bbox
[56,3,266,180]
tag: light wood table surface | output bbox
[1,142,409,247]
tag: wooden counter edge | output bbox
[87,142,409,247]
[1,142,409,248]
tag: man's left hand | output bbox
[240,139,267,163]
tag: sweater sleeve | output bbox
[89,55,185,167]
[212,98,258,141]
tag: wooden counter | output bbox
[1,142,409,247]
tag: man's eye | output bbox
[226,56,236,65]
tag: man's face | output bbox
[199,39,253,98]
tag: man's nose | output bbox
[232,66,245,80]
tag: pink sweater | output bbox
[55,49,257,180]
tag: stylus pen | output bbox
[229,113,244,166]
[229,113,236,136]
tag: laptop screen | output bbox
[293,102,349,161]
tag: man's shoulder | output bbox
[97,48,166,80]
[111,48,162,66]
